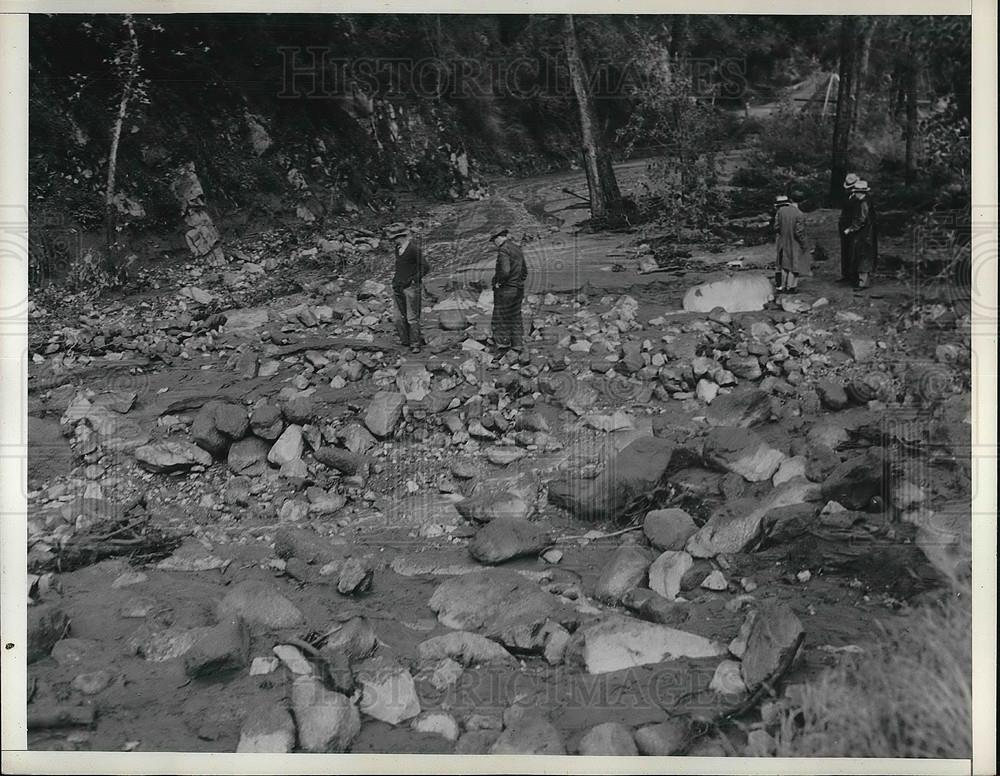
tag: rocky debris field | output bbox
[24,187,973,756]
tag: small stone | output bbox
[364,391,405,438]
[709,659,747,695]
[236,705,296,753]
[273,643,314,675]
[227,437,270,476]
[594,546,652,603]
[643,508,698,551]
[337,557,374,595]
[701,570,728,591]
[634,720,688,755]
[469,517,549,565]
[577,722,638,756]
[412,711,460,741]
[183,618,250,678]
[267,425,304,467]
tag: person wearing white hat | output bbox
[838,172,860,283]
[774,190,809,293]
[843,179,879,290]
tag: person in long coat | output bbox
[774,190,809,293]
[489,229,528,350]
[838,172,860,283]
[843,180,879,290]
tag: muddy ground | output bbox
[24,159,972,755]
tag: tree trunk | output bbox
[852,18,879,129]
[904,56,920,186]
[563,14,622,220]
[105,16,140,276]
[829,17,859,203]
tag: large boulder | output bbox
[192,401,249,457]
[705,390,772,428]
[577,722,638,756]
[686,479,822,557]
[236,705,296,753]
[489,714,566,755]
[577,616,727,674]
[429,569,575,650]
[355,656,421,725]
[267,425,304,467]
[417,631,515,666]
[820,448,887,510]
[682,274,773,313]
[547,436,676,522]
[702,427,785,482]
[227,436,270,476]
[216,580,304,631]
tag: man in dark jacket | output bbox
[838,172,860,284]
[843,180,879,290]
[489,229,528,351]
[390,228,430,353]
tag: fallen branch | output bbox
[27,706,96,729]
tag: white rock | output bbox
[580,617,727,674]
[267,425,304,466]
[412,711,460,741]
[648,551,693,601]
[357,657,421,725]
[709,659,748,695]
[273,644,313,675]
[701,570,728,591]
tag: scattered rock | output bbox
[740,603,804,690]
[135,441,213,473]
[622,588,690,626]
[682,274,773,313]
[321,616,377,661]
[183,618,250,678]
[705,389,771,428]
[457,492,531,524]
[702,427,785,482]
[71,670,114,696]
[821,448,886,510]
[469,517,549,565]
[356,656,421,725]
[647,551,693,601]
[250,404,284,440]
[364,392,405,438]
[456,730,501,754]
[315,446,365,476]
[267,425,304,467]
[547,436,676,522]
[643,508,698,551]
[578,617,726,674]
[412,711,460,741]
[291,675,361,752]
[489,714,566,755]
[701,570,728,591]
[337,557,374,595]
[417,631,514,666]
[594,546,652,603]
[577,722,638,756]
[217,580,305,630]
[28,606,70,664]
[843,336,876,363]
[634,720,688,755]
[816,379,849,411]
[236,705,296,753]
[227,436,270,476]
[772,456,807,486]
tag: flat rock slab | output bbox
[683,274,773,313]
[702,427,785,483]
[740,603,804,689]
[135,440,212,473]
[580,616,727,674]
[356,657,421,725]
[216,580,305,630]
[417,631,515,666]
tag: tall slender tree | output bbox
[563,14,623,221]
[829,16,860,202]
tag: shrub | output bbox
[769,592,971,758]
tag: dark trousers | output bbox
[392,284,422,346]
[491,285,524,348]
[840,233,855,282]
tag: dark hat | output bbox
[489,228,510,241]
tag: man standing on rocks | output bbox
[391,227,430,353]
[489,228,528,352]
[774,190,809,294]
[838,172,860,284]
[843,179,879,291]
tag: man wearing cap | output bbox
[489,229,528,351]
[838,173,860,284]
[843,179,879,290]
[391,228,431,353]
[774,190,809,293]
